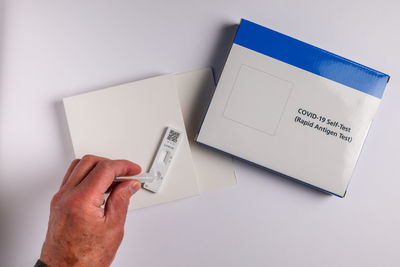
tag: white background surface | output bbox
[0,0,399,266]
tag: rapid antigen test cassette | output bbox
[197,19,390,197]
[115,127,183,192]
[114,127,183,192]
[143,127,183,193]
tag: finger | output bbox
[60,159,80,188]
[104,180,141,225]
[64,154,108,189]
[79,159,141,195]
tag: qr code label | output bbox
[167,129,180,143]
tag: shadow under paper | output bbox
[206,23,238,84]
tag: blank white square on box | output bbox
[223,65,293,135]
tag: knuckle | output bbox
[81,154,96,162]
[50,192,62,208]
[116,191,130,202]
[69,159,80,168]
[50,190,86,216]
[97,159,113,171]
[64,193,83,212]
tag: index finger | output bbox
[78,159,141,195]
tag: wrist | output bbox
[40,242,79,267]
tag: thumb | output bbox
[105,180,141,225]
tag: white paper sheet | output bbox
[63,69,236,210]
[63,74,200,210]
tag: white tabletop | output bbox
[1,1,399,266]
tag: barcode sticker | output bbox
[167,129,180,143]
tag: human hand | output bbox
[40,155,142,267]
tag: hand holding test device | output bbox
[114,127,183,193]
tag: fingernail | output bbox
[129,181,141,195]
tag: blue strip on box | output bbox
[234,19,389,99]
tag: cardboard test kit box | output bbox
[197,19,389,197]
